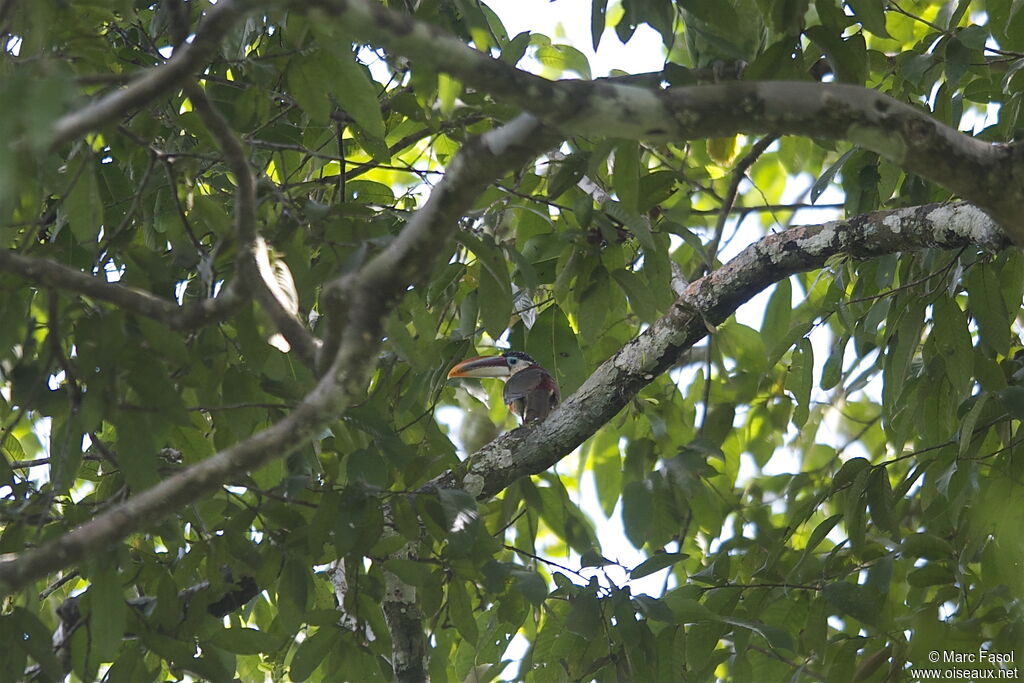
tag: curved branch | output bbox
[184,81,321,369]
[306,0,1024,242]
[0,249,243,330]
[0,114,561,596]
[49,0,249,149]
[428,202,1009,500]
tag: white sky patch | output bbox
[489,0,666,77]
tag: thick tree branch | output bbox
[0,249,243,330]
[49,0,249,149]
[0,114,560,597]
[428,202,1009,500]
[306,0,1024,242]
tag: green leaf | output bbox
[958,393,989,457]
[630,552,689,580]
[501,30,532,64]
[822,581,880,625]
[810,148,857,204]
[278,556,311,619]
[820,335,848,390]
[535,43,592,79]
[931,296,974,401]
[515,570,550,607]
[566,591,601,637]
[602,199,656,251]
[844,465,871,552]
[479,264,513,339]
[805,27,867,84]
[794,513,841,570]
[49,412,83,494]
[208,627,280,655]
[833,457,871,490]
[437,73,462,117]
[13,607,62,680]
[289,628,339,682]
[383,558,434,586]
[944,37,971,88]
[526,304,588,395]
[967,264,1012,355]
[613,141,640,213]
[900,532,954,560]
[102,643,146,683]
[547,153,587,198]
[479,3,510,45]
[590,428,623,517]
[622,480,653,548]
[114,411,161,492]
[0,615,26,680]
[999,386,1024,421]
[577,267,612,344]
[346,180,396,205]
[906,563,955,587]
[678,0,740,30]
[865,467,898,537]
[319,44,389,160]
[87,563,126,664]
[64,157,103,245]
[717,321,768,374]
[719,616,795,652]
[592,0,608,50]
[458,232,513,339]
[846,0,890,38]
[611,268,657,322]
[447,579,479,646]
[786,338,814,427]
[762,279,792,361]
[288,54,333,125]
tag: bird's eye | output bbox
[508,358,518,365]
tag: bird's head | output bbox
[447,350,537,379]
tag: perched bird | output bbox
[447,351,560,423]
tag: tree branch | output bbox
[0,114,561,596]
[0,249,243,330]
[317,114,562,369]
[306,0,1024,242]
[49,0,250,149]
[184,81,321,369]
[427,202,1009,500]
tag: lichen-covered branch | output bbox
[429,202,1009,500]
[305,0,1024,242]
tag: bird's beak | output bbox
[447,356,511,379]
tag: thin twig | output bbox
[705,134,779,273]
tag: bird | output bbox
[447,351,560,423]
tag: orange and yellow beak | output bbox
[447,355,512,379]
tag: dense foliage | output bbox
[1,0,1023,681]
